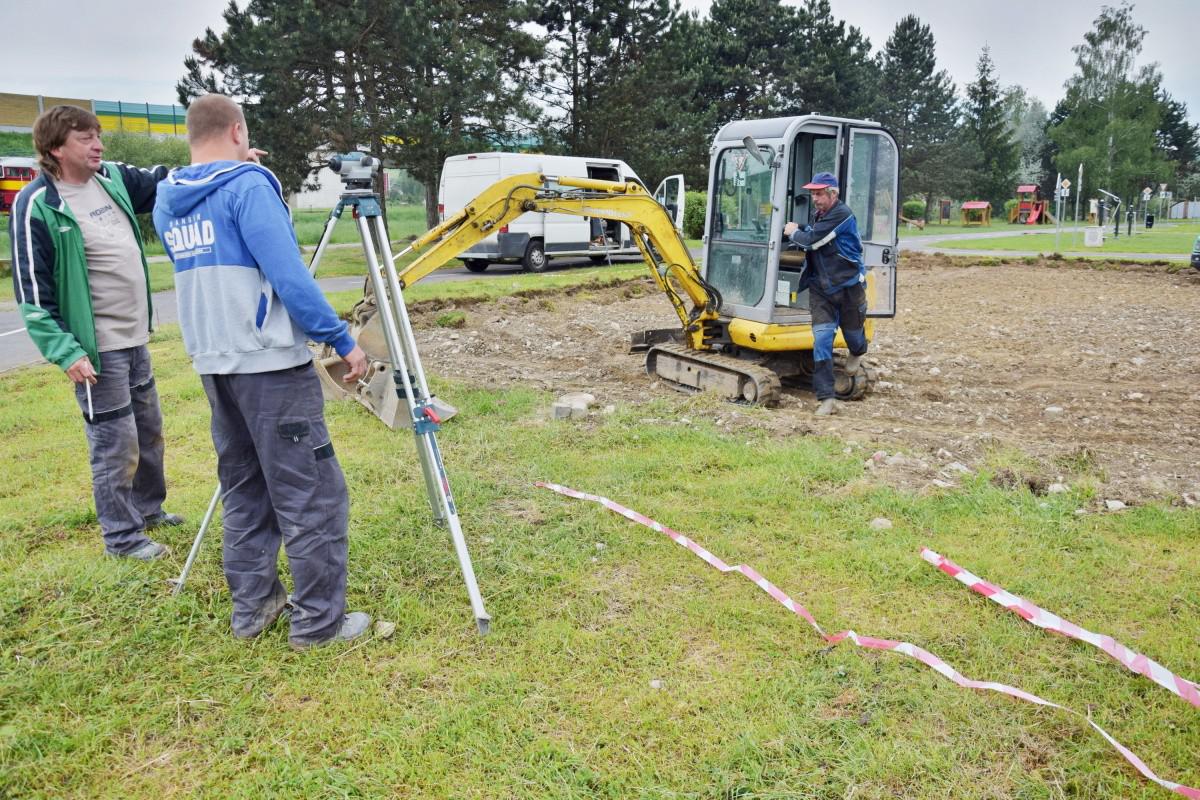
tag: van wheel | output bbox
[465,259,489,273]
[522,240,548,273]
[589,255,609,264]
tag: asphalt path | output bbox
[0,253,646,374]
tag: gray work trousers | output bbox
[201,363,349,644]
[72,345,168,555]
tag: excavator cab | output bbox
[702,116,899,395]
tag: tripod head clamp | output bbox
[328,152,380,190]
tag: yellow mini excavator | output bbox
[316,115,899,422]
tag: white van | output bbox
[438,152,685,272]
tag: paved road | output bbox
[0,253,646,373]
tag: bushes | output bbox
[683,190,707,239]
[101,133,191,245]
[901,199,926,220]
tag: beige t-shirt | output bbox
[57,178,150,352]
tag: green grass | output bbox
[1,301,1197,797]
[0,131,33,157]
[933,220,1200,254]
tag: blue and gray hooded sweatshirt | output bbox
[152,162,355,374]
[785,199,866,296]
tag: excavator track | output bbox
[645,342,782,406]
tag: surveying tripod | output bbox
[171,154,491,635]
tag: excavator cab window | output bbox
[786,134,837,228]
[706,145,776,306]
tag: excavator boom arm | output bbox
[394,173,720,348]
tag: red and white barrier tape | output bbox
[535,481,1199,798]
[921,547,1200,709]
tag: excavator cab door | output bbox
[653,174,686,232]
[843,126,899,317]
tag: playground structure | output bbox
[960,200,992,226]
[1009,184,1055,225]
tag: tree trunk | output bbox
[425,182,439,229]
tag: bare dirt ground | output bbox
[410,254,1200,505]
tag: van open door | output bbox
[653,174,686,232]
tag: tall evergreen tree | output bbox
[775,0,879,119]
[701,0,799,121]
[875,15,964,218]
[535,0,681,159]
[963,47,1018,208]
[1155,89,1199,181]
[178,0,540,225]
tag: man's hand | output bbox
[66,355,97,385]
[783,221,799,237]
[247,148,269,164]
[341,345,368,383]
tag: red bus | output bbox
[1,157,39,215]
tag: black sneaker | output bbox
[145,512,185,530]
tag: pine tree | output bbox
[875,15,964,219]
[178,0,540,225]
[775,0,879,119]
[701,0,800,121]
[1155,89,1199,181]
[963,47,1018,208]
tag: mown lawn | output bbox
[933,220,1200,254]
[1,278,1197,798]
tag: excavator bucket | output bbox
[313,290,458,428]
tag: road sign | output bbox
[1143,187,1153,198]
[1061,178,1071,189]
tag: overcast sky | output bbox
[1,0,1196,120]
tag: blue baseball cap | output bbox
[803,171,839,190]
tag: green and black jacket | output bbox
[9,161,167,372]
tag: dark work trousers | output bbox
[809,282,868,400]
[72,345,168,555]
[200,363,349,644]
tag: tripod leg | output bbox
[170,483,221,596]
[307,204,345,277]
[353,211,491,634]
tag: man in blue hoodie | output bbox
[783,172,869,417]
[154,94,370,650]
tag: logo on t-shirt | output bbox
[162,213,216,259]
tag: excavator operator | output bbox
[783,171,868,416]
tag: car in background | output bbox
[1192,234,1200,272]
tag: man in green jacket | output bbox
[10,105,181,560]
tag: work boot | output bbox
[289,612,372,651]
[844,352,865,374]
[232,585,289,640]
[108,540,170,561]
[814,398,839,416]
[145,511,185,530]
